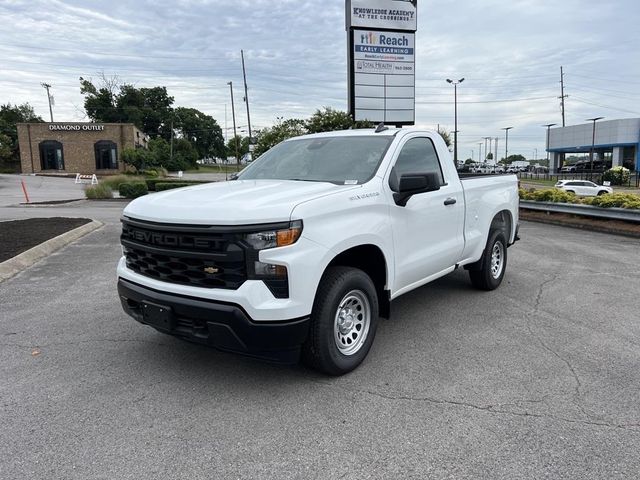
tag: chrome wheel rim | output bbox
[490,241,504,279]
[334,290,370,356]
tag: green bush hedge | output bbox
[119,181,149,198]
[145,179,209,191]
[155,182,198,192]
[85,184,113,199]
[602,167,630,186]
[519,188,640,210]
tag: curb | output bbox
[519,211,640,239]
[0,219,104,282]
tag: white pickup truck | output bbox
[117,127,519,374]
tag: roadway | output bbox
[1,199,639,479]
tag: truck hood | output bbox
[123,179,357,225]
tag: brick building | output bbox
[17,122,148,174]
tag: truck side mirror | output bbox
[393,172,441,206]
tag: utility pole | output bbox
[494,137,499,165]
[502,127,513,163]
[41,83,54,122]
[587,116,604,181]
[446,78,465,164]
[170,119,174,163]
[478,142,483,163]
[241,50,252,143]
[483,137,491,161]
[227,81,240,171]
[542,123,557,168]
[559,66,567,127]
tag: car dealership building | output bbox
[547,118,640,173]
[17,122,148,174]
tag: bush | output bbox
[520,188,578,203]
[119,181,148,198]
[146,179,208,191]
[602,166,630,186]
[85,184,113,199]
[155,182,198,191]
[584,192,640,209]
[101,175,142,190]
[143,169,159,178]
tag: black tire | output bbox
[566,190,575,194]
[469,230,508,291]
[597,190,607,196]
[302,267,379,375]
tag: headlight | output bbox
[244,220,302,250]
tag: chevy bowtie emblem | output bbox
[203,266,219,274]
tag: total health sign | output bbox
[346,0,417,125]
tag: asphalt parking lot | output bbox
[1,199,639,479]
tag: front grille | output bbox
[121,218,247,290]
[124,246,246,289]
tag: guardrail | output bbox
[520,201,640,223]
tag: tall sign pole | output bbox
[346,0,418,127]
[241,50,252,142]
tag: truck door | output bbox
[388,136,465,291]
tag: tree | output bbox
[226,135,250,159]
[306,106,373,133]
[253,118,307,158]
[504,154,526,164]
[306,107,354,133]
[0,103,44,170]
[174,107,225,159]
[436,127,452,147]
[80,76,175,138]
[486,152,493,161]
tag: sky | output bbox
[1,0,639,160]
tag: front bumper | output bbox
[118,278,310,363]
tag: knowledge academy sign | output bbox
[346,0,417,125]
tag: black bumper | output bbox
[117,278,309,364]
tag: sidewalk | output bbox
[0,174,86,207]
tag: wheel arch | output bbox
[323,244,390,319]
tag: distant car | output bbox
[555,180,612,196]
[560,165,577,173]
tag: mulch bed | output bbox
[520,209,640,238]
[0,217,91,262]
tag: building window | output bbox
[39,140,64,170]
[95,141,118,169]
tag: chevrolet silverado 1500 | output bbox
[118,127,519,374]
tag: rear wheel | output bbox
[566,190,575,194]
[469,230,508,291]
[597,190,607,196]
[302,267,378,375]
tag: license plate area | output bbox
[142,301,174,331]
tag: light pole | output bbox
[483,136,491,162]
[586,116,604,180]
[478,142,483,164]
[41,83,54,122]
[502,127,513,164]
[542,123,557,170]
[446,77,464,164]
[227,81,240,171]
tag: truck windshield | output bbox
[238,136,393,185]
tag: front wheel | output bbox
[597,190,607,196]
[469,230,508,291]
[302,267,379,375]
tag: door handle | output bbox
[444,198,457,206]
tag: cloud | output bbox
[0,0,638,157]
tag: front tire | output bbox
[302,267,379,375]
[469,230,508,291]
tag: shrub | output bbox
[85,184,113,199]
[587,192,640,209]
[146,179,208,191]
[143,169,159,178]
[602,166,630,186]
[119,181,148,198]
[101,175,143,190]
[155,182,198,192]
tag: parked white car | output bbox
[555,180,612,196]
